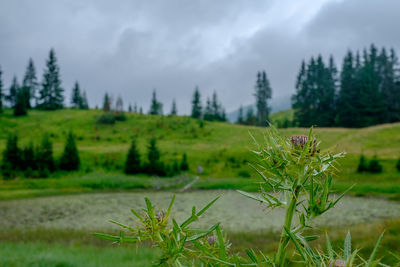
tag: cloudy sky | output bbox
[1,0,400,114]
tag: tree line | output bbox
[292,44,400,128]
[0,49,89,116]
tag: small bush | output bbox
[180,153,189,171]
[368,155,383,173]
[114,113,127,121]
[124,138,141,174]
[237,169,251,178]
[396,158,400,172]
[59,132,80,171]
[97,113,116,125]
[357,155,368,173]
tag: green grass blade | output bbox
[344,231,351,261]
[366,232,384,266]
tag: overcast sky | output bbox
[1,0,400,114]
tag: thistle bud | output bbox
[290,135,319,155]
[207,236,217,246]
[156,211,165,222]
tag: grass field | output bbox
[1,109,400,266]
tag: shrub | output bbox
[396,158,400,172]
[114,112,127,121]
[180,153,189,171]
[124,138,141,174]
[357,154,368,173]
[1,134,20,178]
[237,169,250,178]
[59,132,80,171]
[97,113,115,125]
[36,134,55,172]
[21,142,35,171]
[368,155,383,173]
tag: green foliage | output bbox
[59,132,80,171]
[7,76,19,108]
[22,58,38,109]
[124,138,141,174]
[357,155,368,173]
[97,113,116,124]
[21,142,35,171]
[368,155,383,173]
[38,49,64,110]
[254,71,272,126]
[102,93,111,112]
[145,137,163,175]
[13,87,28,116]
[36,133,55,173]
[397,158,400,172]
[1,134,20,178]
[191,86,202,119]
[0,65,3,112]
[180,153,189,171]
[149,90,163,115]
[203,91,226,122]
[170,99,177,115]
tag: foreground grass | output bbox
[0,219,399,266]
[0,242,156,267]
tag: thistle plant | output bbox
[96,125,387,266]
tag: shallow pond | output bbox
[0,191,399,232]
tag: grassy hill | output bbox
[0,108,400,198]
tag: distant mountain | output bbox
[227,95,291,123]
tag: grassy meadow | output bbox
[1,108,400,266]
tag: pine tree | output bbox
[203,97,213,121]
[103,93,111,112]
[7,76,19,108]
[21,142,35,171]
[149,90,163,115]
[128,104,132,112]
[139,107,143,114]
[71,81,82,108]
[255,71,272,126]
[38,49,64,110]
[36,133,54,172]
[170,99,177,115]
[146,137,162,175]
[133,103,138,113]
[0,65,3,113]
[13,88,28,116]
[124,138,141,174]
[245,106,256,125]
[22,58,38,108]
[191,86,202,119]
[80,90,89,109]
[180,153,189,171]
[59,132,80,171]
[116,96,124,112]
[1,134,20,174]
[357,155,368,173]
[237,105,244,124]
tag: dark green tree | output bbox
[128,104,132,112]
[22,58,38,108]
[36,133,54,172]
[146,137,164,175]
[180,153,189,171]
[124,138,141,174]
[245,106,256,125]
[149,90,163,115]
[38,49,64,110]
[80,90,89,109]
[13,88,28,116]
[255,71,272,126]
[21,142,35,171]
[368,155,383,173]
[191,86,202,119]
[1,134,20,176]
[396,157,400,172]
[170,99,177,115]
[59,132,80,171]
[116,96,124,112]
[203,97,213,121]
[357,155,368,173]
[7,75,19,108]
[71,81,82,108]
[103,93,111,112]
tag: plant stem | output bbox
[275,188,299,266]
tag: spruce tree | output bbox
[22,58,38,108]
[170,99,177,115]
[37,133,54,172]
[0,65,3,113]
[245,106,256,125]
[149,90,163,115]
[80,90,89,109]
[59,132,80,171]
[2,134,20,174]
[128,104,132,112]
[21,142,35,171]
[13,88,28,116]
[124,138,141,174]
[255,71,272,126]
[71,81,82,108]
[38,49,64,110]
[133,103,138,113]
[146,137,162,175]
[191,86,202,119]
[7,76,19,108]
[203,97,213,121]
[180,153,189,171]
[103,93,111,112]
